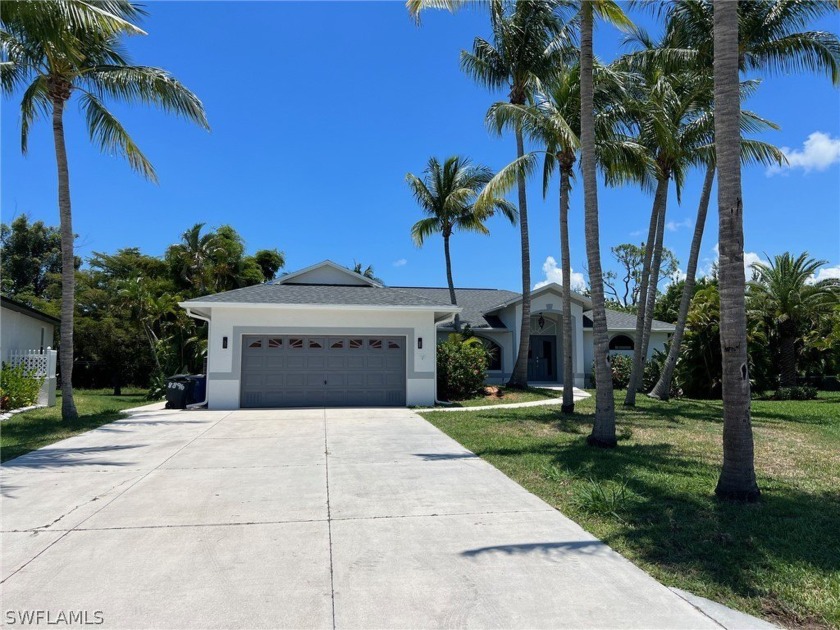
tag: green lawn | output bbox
[446,386,563,407]
[420,391,840,629]
[1,388,151,463]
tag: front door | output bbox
[528,335,556,381]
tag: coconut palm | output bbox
[579,0,632,447]
[645,0,840,400]
[407,156,517,331]
[750,253,840,388]
[460,0,568,387]
[713,0,759,501]
[479,62,642,413]
[648,121,785,401]
[166,223,222,296]
[1,0,208,421]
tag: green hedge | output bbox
[0,363,44,410]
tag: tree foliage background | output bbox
[1,216,284,394]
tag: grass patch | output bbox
[421,391,840,629]
[447,386,563,407]
[1,388,150,463]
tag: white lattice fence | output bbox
[7,348,57,378]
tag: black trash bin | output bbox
[184,374,207,406]
[165,375,194,409]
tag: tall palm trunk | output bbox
[581,2,616,447]
[639,180,669,365]
[51,93,78,422]
[713,0,759,501]
[650,164,715,400]
[778,320,798,387]
[559,160,575,413]
[508,122,531,388]
[625,175,668,405]
[443,231,461,332]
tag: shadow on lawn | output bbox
[474,430,839,627]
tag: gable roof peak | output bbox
[273,260,382,287]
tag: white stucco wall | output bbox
[1,307,55,362]
[494,288,587,387]
[202,306,441,409]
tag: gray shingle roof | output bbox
[583,309,675,331]
[182,282,675,332]
[393,287,519,329]
[183,283,458,308]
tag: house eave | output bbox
[179,301,461,314]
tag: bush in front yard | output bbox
[772,386,818,401]
[0,363,44,410]
[437,336,488,401]
[592,354,633,390]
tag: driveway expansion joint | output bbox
[323,408,337,630]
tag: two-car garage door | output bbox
[240,335,407,408]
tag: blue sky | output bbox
[2,1,839,291]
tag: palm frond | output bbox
[80,91,156,180]
[83,65,209,129]
[747,30,840,85]
[474,152,537,213]
[19,74,50,154]
[410,216,441,246]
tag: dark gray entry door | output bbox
[240,335,407,408]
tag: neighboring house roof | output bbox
[395,287,520,329]
[583,309,676,332]
[181,283,460,310]
[0,295,60,325]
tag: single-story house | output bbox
[1,295,60,406]
[180,260,675,409]
[1,296,58,362]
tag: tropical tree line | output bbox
[1,0,209,420]
[406,0,840,500]
[0,216,285,394]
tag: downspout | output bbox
[184,307,211,409]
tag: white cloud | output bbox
[392,258,407,267]
[812,264,840,283]
[702,243,763,279]
[767,131,840,175]
[534,256,587,292]
[666,217,693,232]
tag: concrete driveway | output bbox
[1,407,721,629]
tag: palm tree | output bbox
[408,156,516,331]
[580,0,632,447]
[1,1,208,421]
[648,114,784,401]
[645,0,840,400]
[750,253,839,388]
[479,62,640,413]
[352,261,383,284]
[713,0,758,501]
[461,0,567,387]
[166,223,222,296]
